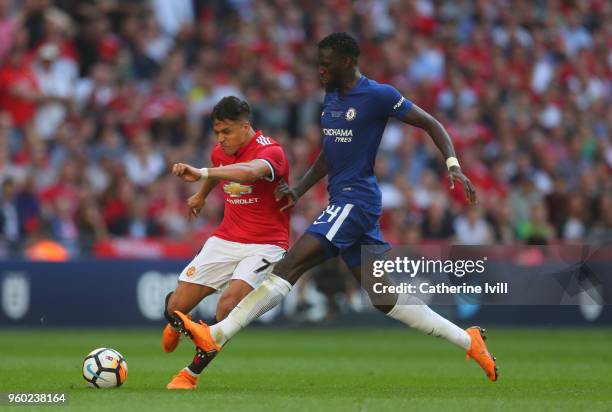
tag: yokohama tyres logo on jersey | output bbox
[322,128,353,137]
[256,135,272,145]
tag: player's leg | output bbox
[166,237,244,389]
[170,241,314,388]
[166,282,216,318]
[172,203,363,346]
[207,233,329,344]
[163,236,238,353]
[172,232,330,349]
[162,281,215,353]
[343,241,497,382]
[170,279,255,388]
[347,261,472,348]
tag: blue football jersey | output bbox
[321,76,413,214]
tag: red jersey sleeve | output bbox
[256,145,287,182]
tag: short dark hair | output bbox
[212,96,251,122]
[318,32,360,59]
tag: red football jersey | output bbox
[210,130,290,249]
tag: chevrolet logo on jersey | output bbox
[223,182,253,197]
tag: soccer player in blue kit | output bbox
[173,32,498,382]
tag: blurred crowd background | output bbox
[0,0,611,264]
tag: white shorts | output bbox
[178,236,286,290]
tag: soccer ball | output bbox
[82,348,128,388]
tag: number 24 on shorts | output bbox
[313,205,343,224]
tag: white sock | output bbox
[210,274,292,345]
[387,295,471,351]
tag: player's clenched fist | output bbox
[172,163,202,182]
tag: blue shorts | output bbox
[306,202,390,268]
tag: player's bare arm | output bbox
[172,160,272,184]
[206,159,272,182]
[398,104,477,204]
[274,151,327,211]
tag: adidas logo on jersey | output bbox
[256,135,272,146]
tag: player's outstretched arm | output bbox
[274,151,327,211]
[206,159,272,183]
[172,160,272,184]
[398,105,477,204]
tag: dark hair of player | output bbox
[212,96,251,122]
[317,32,360,59]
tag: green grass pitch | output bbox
[0,327,611,411]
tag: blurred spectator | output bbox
[48,196,78,253]
[421,196,454,240]
[0,0,20,63]
[149,177,188,238]
[0,178,21,250]
[488,201,516,245]
[588,193,612,244]
[545,176,570,236]
[123,131,165,187]
[0,174,41,250]
[76,197,107,253]
[150,0,194,37]
[102,176,135,236]
[518,201,556,245]
[563,197,588,242]
[125,194,162,239]
[0,43,41,128]
[32,42,76,139]
[509,174,543,225]
[454,206,493,245]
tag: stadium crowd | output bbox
[0,0,611,261]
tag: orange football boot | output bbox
[162,313,194,352]
[465,326,498,382]
[161,324,181,353]
[166,369,198,390]
[173,311,222,354]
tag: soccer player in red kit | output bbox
[162,96,290,389]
